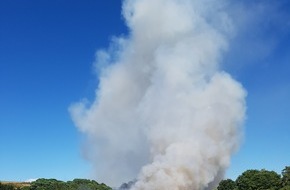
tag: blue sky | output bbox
[0,0,290,183]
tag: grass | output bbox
[0,181,31,188]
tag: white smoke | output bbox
[70,0,246,189]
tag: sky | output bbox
[0,0,290,184]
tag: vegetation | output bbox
[1,165,290,190]
[0,183,14,190]
[217,166,290,190]
[282,166,290,187]
[0,179,111,190]
[217,179,236,190]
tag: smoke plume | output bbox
[70,0,246,189]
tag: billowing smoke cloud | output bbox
[70,0,246,189]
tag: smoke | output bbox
[70,0,246,189]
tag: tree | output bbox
[236,169,281,190]
[30,178,67,190]
[66,178,111,190]
[0,178,112,190]
[217,179,237,190]
[280,186,290,190]
[21,187,31,190]
[0,183,14,190]
[282,166,290,187]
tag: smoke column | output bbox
[70,0,246,189]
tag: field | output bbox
[0,181,30,188]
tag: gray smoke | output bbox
[70,0,246,189]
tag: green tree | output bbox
[65,178,111,190]
[1,178,111,190]
[0,183,14,190]
[282,166,290,187]
[217,179,237,190]
[236,169,281,190]
[30,178,67,190]
[280,186,290,190]
[20,187,31,190]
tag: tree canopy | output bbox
[282,166,290,187]
[0,179,111,190]
[217,166,290,190]
[235,169,281,190]
[217,179,236,190]
[1,166,290,190]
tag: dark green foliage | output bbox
[282,166,290,187]
[0,179,111,190]
[26,178,111,190]
[2,166,290,190]
[20,187,31,190]
[217,179,236,190]
[235,169,281,190]
[0,183,14,190]
[280,186,290,190]
[30,178,65,190]
[217,166,290,190]
[66,178,111,190]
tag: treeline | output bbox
[217,166,290,190]
[0,183,15,190]
[0,178,112,190]
[1,166,289,190]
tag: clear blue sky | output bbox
[0,0,289,183]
